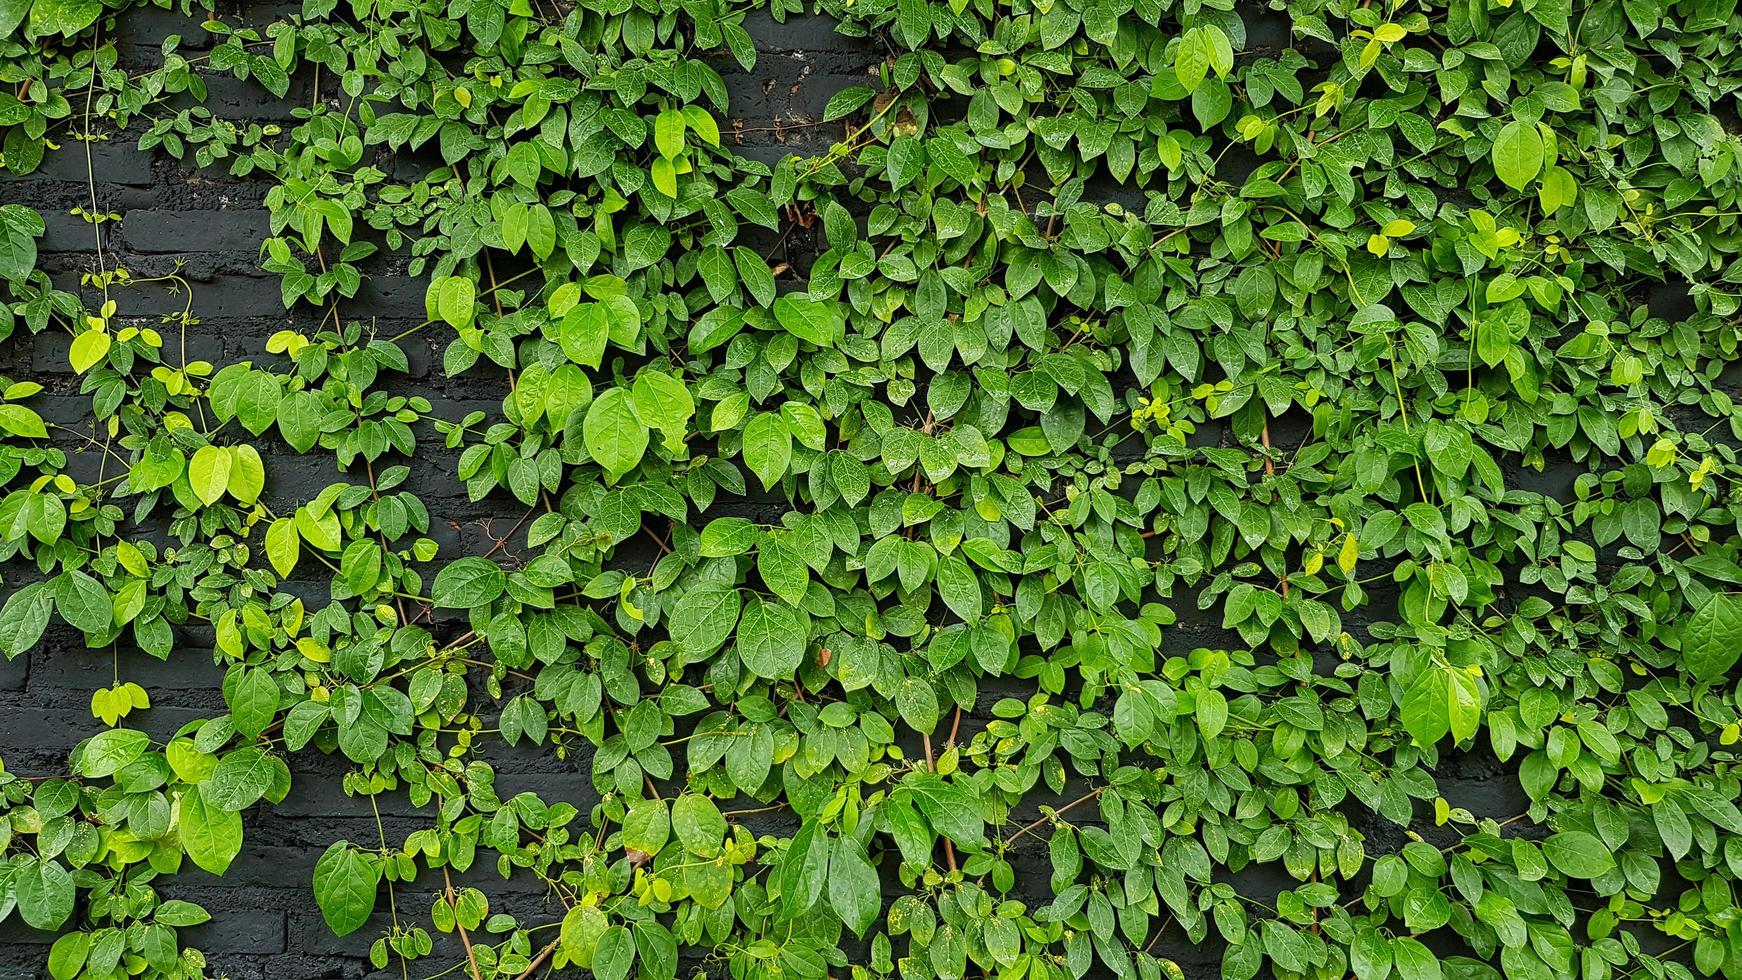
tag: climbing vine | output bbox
[3,0,1742,977]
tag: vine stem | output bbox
[443,867,485,980]
[515,940,560,980]
[1005,787,1105,846]
[921,729,956,873]
[1259,418,1287,598]
[942,706,962,873]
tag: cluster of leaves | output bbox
[4,0,1742,977]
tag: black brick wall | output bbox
[0,3,1663,978]
[0,5,889,976]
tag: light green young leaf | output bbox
[434,276,476,328]
[188,445,231,506]
[266,517,300,577]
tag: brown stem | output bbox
[943,709,962,873]
[1260,419,1290,598]
[921,730,958,873]
[1005,787,1105,846]
[444,867,484,980]
[516,940,560,980]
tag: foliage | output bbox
[2,0,1742,977]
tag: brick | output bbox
[121,209,273,253]
[23,141,157,186]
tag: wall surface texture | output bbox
[0,7,893,977]
[0,1,1708,979]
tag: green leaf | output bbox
[15,858,74,930]
[526,204,556,260]
[228,445,265,504]
[180,782,244,875]
[743,412,792,490]
[669,587,741,659]
[1196,687,1228,740]
[561,906,608,965]
[699,517,757,557]
[593,926,636,980]
[69,329,110,373]
[434,276,476,328]
[895,0,931,47]
[1491,120,1544,190]
[0,581,55,658]
[772,295,842,347]
[188,445,232,507]
[650,156,678,197]
[654,109,686,158]
[312,842,380,936]
[631,370,694,451]
[1542,831,1616,879]
[1684,593,1742,681]
[896,676,939,733]
[622,798,671,856]
[276,390,323,452]
[733,247,776,306]
[697,246,736,303]
[828,837,881,937]
[672,794,727,857]
[1174,28,1210,92]
[904,772,984,847]
[778,822,828,917]
[584,388,649,482]
[822,86,876,122]
[0,404,47,439]
[47,932,89,980]
[682,105,720,146]
[757,540,809,605]
[935,554,982,624]
[0,0,31,39]
[77,728,150,777]
[1391,937,1441,980]
[266,517,300,577]
[431,556,506,609]
[55,569,112,635]
[205,746,277,812]
[235,371,283,435]
[1401,666,1483,747]
[28,0,102,38]
[736,596,805,679]
[559,303,609,368]
[1350,928,1392,980]
[229,668,280,740]
[0,203,43,283]
[153,900,211,927]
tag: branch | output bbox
[444,867,484,980]
[516,940,561,980]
